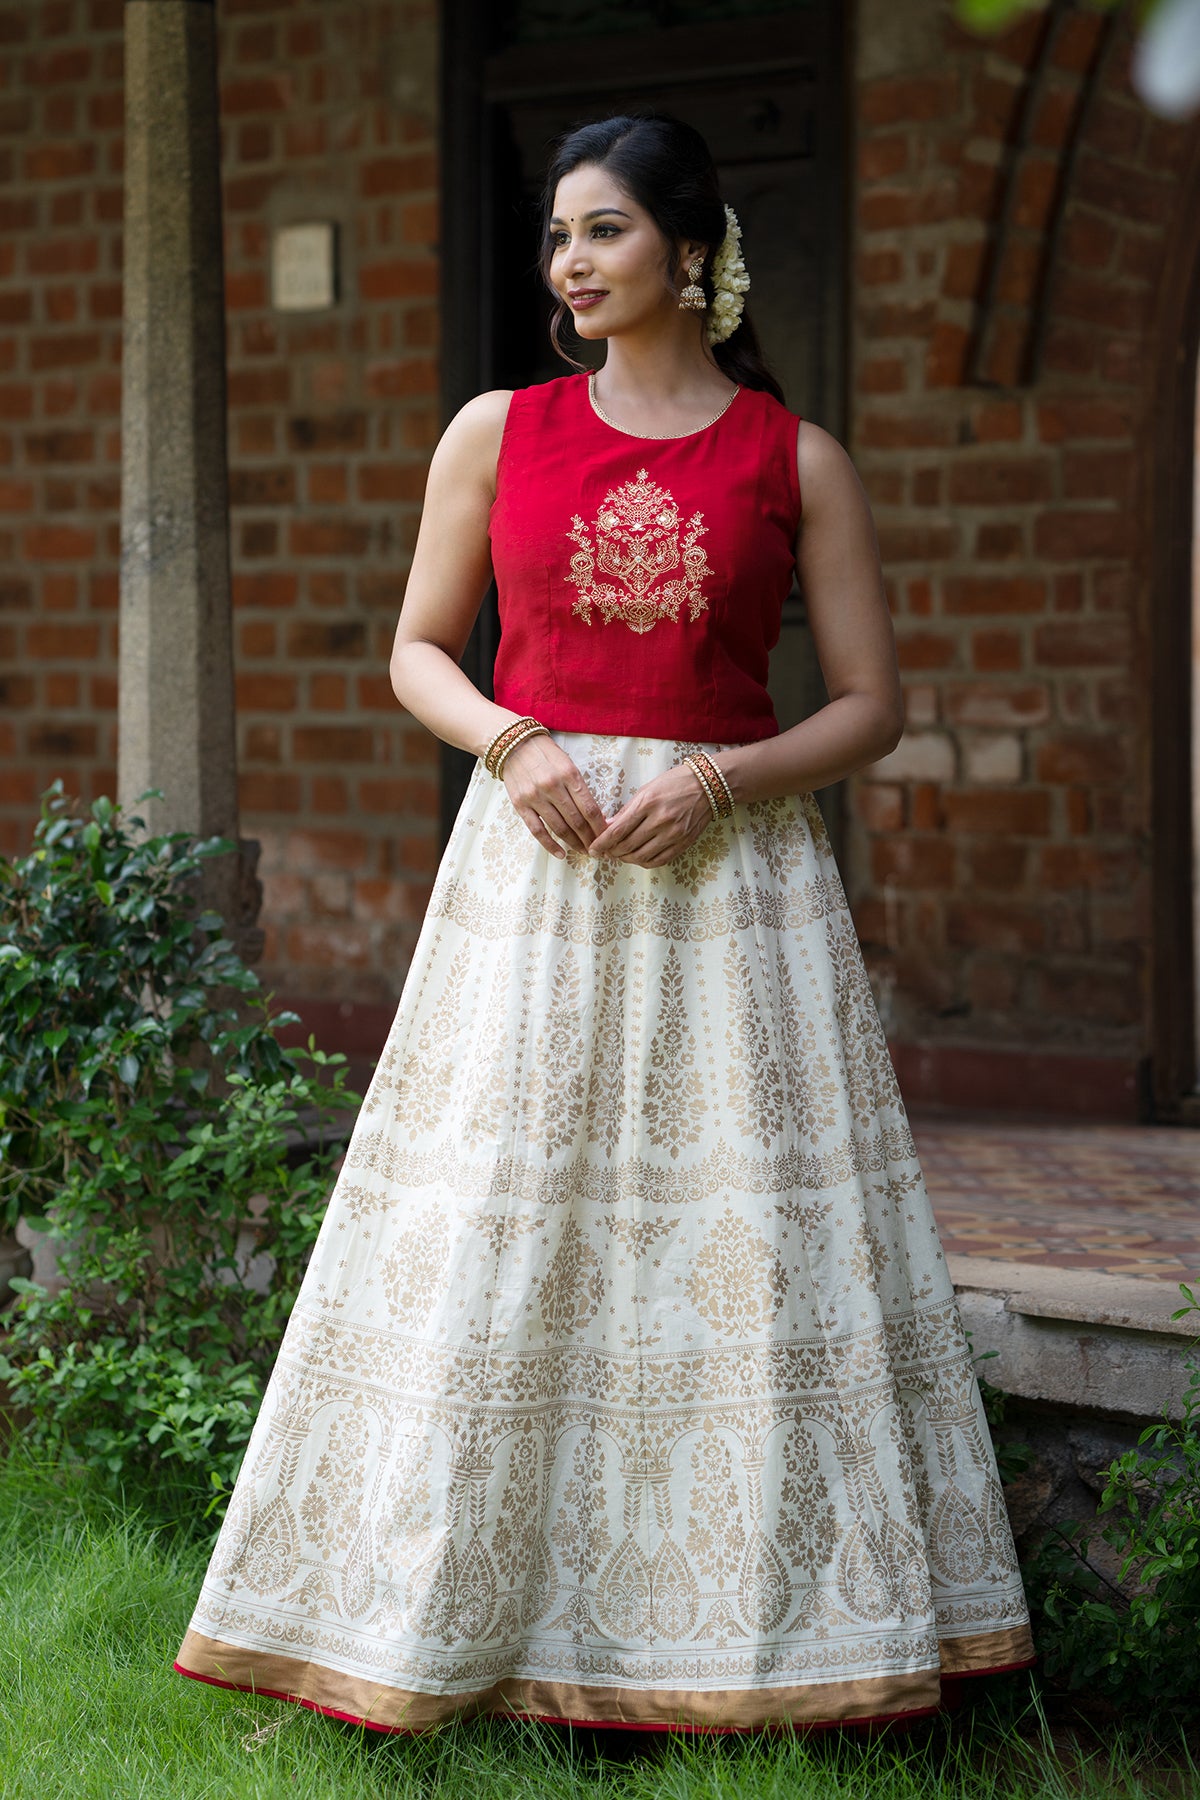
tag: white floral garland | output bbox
[706,204,750,346]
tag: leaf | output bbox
[117,1054,140,1087]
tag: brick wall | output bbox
[3,0,1198,1101]
[848,0,1197,1102]
[0,0,441,1009]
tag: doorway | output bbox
[437,0,848,845]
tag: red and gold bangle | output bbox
[484,716,547,778]
[683,752,733,822]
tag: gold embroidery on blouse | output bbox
[567,468,712,634]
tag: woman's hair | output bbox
[538,113,785,404]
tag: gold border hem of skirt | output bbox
[176,1624,1034,1735]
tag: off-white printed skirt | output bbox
[177,733,1033,1733]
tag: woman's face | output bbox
[548,165,693,342]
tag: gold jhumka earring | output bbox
[677,256,707,312]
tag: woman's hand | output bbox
[587,764,712,868]
[501,733,609,858]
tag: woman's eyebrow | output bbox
[548,208,633,225]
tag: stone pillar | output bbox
[118,0,260,950]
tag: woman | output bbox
[177,113,1032,1735]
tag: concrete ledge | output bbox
[949,1254,1196,1422]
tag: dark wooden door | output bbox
[438,2,847,845]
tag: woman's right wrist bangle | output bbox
[484,716,547,778]
[684,753,730,823]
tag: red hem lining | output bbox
[173,1656,1035,1739]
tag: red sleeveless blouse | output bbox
[488,371,801,743]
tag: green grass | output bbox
[0,1454,1191,1800]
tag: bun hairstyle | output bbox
[539,113,785,404]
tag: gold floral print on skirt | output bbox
[177,733,1033,1733]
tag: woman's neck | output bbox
[591,332,736,431]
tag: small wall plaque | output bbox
[271,222,338,312]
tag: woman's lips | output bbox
[569,291,607,310]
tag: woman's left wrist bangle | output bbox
[484,716,547,777]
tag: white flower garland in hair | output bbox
[706,203,750,346]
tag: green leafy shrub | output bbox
[0,785,358,1526]
[1025,1286,1200,1724]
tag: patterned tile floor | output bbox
[912,1110,1200,1284]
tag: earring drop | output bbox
[678,256,707,312]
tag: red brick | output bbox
[860,73,960,126]
[228,367,289,407]
[293,725,375,764]
[1039,845,1139,890]
[27,235,99,276]
[856,782,904,832]
[1034,963,1139,1027]
[25,142,96,182]
[360,152,437,197]
[311,775,349,814]
[0,479,33,511]
[289,519,371,558]
[942,789,1051,836]
[243,722,281,762]
[1033,510,1133,560]
[226,269,267,310]
[358,778,439,817]
[0,671,34,705]
[22,524,95,560]
[969,402,1024,445]
[1040,321,1098,378]
[283,922,375,970]
[229,466,295,507]
[286,412,367,453]
[876,523,955,563]
[970,842,1029,891]
[286,630,367,666]
[1010,156,1057,231]
[240,622,276,657]
[311,673,347,711]
[1055,273,1145,335]
[944,683,1051,727]
[974,523,1024,560]
[871,835,956,889]
[357,673,399,711]
[948,460,1052,506]
[857,413,957,450]
[285,829,370,872]
[1035,398,1131,444]
[27,622,100,658]
[220,76,294,115]
[239,771,302,813]
[44,672,79,707]
[971,630,1022,674]
[0,290,32,325]
[924,322,969,389]
[943,577,1045,616]
[896,630,957,671]
[1060,449,1135,503]
[1034,732,1128,785]
[43,573,78,610]
[0,768,43,803]
[947,902,1044,953]
[1030,84,1077,151]
[359,258,438,302]
[942,241,986,302]
[356,463,427,503]
[1074,155,1172,227]
[27,720,97,757]
[308,572,348,609]
[235,672,297,711]
[232,571,298,609]
[858,135,909,180]
[364,358,438,400]
[0,577,31,609]
[308,465,348,505]
[30,331,101,370]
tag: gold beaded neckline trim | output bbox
[586,371,740,441]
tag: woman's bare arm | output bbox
[716,420,904,804]
[389,392,608,857]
